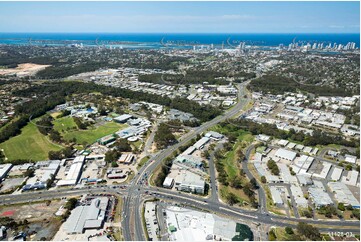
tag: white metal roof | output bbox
[274,148,297,161]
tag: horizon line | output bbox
[0,32,360,35]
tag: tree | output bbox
[345,164,353,171]
[111,161,118,167]
[226,192,238,206]
[352,209,360,220]
[269,229,277,241]
[285,227,294,235]
[65,198,78,210]
[154,123,177,149]
[250,178,258,189]
[237,148,245,162]
[114,139,132,152]
[338,203,345,211]
[267,159,280,176]
[105,149,120,163]
[296,222,320,240]
[261,176,267,183]
[243,183,255,197]
[230,176,243,189]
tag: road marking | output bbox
[219,207,258,219]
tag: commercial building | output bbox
[328,182,360,208]
[57,156,85,186]
[269,187,284,205]
[274,148,297,161]
[0,163,12,181]
[63,197,109,234]
[174,170,205,194]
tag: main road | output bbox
[123,81,251,240]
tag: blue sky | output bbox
[0,1,359,33]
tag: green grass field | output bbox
[53,116,77,132]
[0,120,64,161]
[62,122,128,145]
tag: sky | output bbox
[0,1,359,33]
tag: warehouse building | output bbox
[274,148,297,161]
[57,156,85,186]
[328,182,360,208]
[181,146,196,156]
[63,197,109,234]
[308,186,334,208]
[193,137,210,150]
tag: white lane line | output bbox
[219,207,258,219]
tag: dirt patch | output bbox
[0,63,51,77]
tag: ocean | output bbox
[0,33,359,49]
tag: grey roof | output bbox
[193,137,210,149]
[308,187,333,207]
[64,197,108,234]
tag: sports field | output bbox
[53,116,77,132]
[62,121,128,145]
[0,121,64,161]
